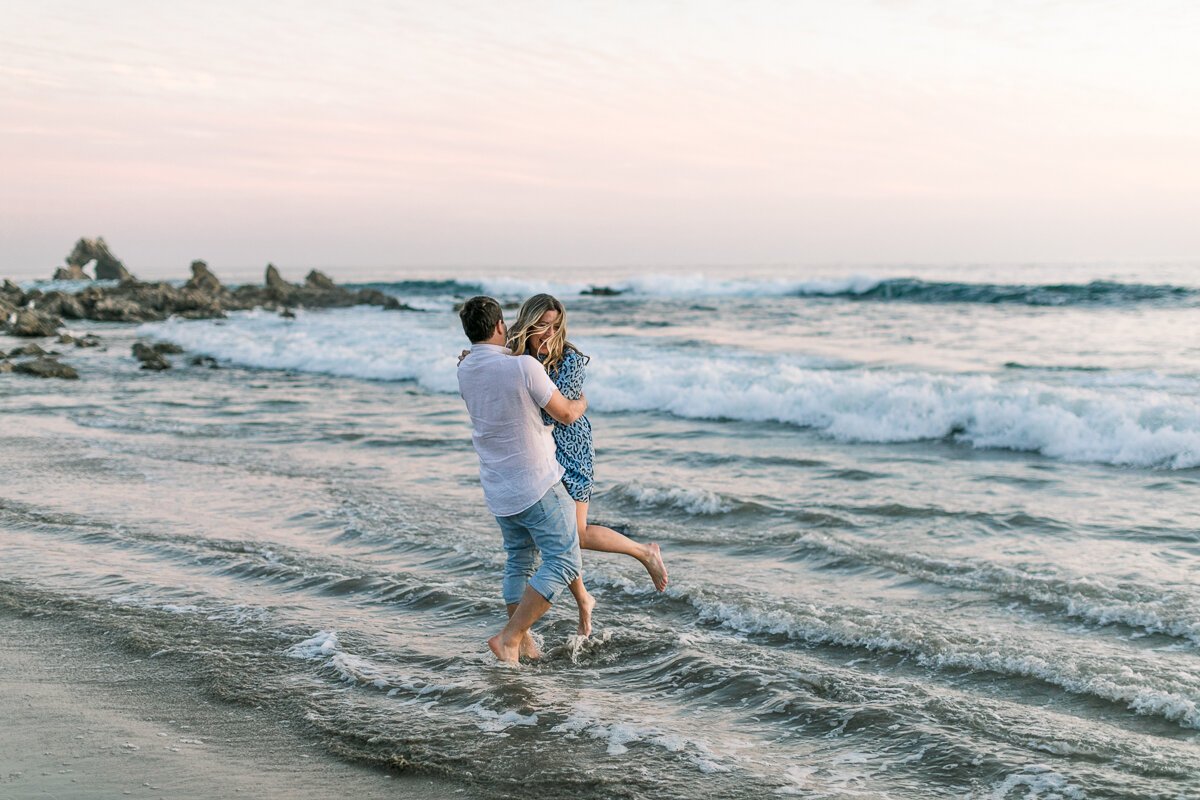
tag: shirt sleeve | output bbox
[519,356,556,408]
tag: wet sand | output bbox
[0,611,472,800]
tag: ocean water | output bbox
[2,263,1198,799]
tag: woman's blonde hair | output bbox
[506,293,586,373]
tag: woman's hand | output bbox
[457,349,470,365]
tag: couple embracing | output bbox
[456,294,669,664]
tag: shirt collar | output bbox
[470,343,512,354]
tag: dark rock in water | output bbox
[70,282,225,322]
[264,264,292,299]
[87,295,151,322]
[1,281,26,319]
[152,342,183,354]
[190,355,219,368]
[3,279,27,302]
[53,264,90,281]
[581,286,623,296]
[65,237,134,281]
[36,291,86,319]
[354,288,409,310]
[185,260,222,293]
[58,332,102,348]
[280,308,296,319]
[9,309,62,337]
[0,359,12,373]
[9,343,48,357]
[14,356,79,379]
[131,342,171,371]
[305,270,338,292]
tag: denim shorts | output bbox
[494,483,582,605]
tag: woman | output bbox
[505,294,668,637]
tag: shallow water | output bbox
[2,263,1198,798]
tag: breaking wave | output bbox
[350,275,1198,307]
[139,308,1200,470]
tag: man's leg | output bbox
[489,486,581,664]
[490,586,552,663]
[492,513,539,663]
[505,603,542,659]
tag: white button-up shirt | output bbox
[457,344,564,517]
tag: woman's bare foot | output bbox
[576,590,596,637]
[520,632,542,660]
[640,542,669,591]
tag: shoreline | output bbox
[0,610,474,800]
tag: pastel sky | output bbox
[1,0,1198,276]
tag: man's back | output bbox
[457,344,563,517]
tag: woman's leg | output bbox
[576,500,669,592]
[567,574,595,637]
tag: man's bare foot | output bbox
[576,590,596,637]
[488,633,520,664]
[520,632,542,660]
[640,542,669,591]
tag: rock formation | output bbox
[64,237,134,281]
[305,270,337,292]
[14,356,79,379]
[184,260,222,293]
[10,309,62,337]
[53,264,90,280]
[131,342,171,371]
[57,332,102,348]
[4,251,413,347]
[8,343,50,357]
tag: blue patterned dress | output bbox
[539,348,595,502]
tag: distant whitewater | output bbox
[141,272,1200,469]
[345,274,1200,307]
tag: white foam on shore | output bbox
[467,703,538,732]
[286,630,342,659]
[140,308,1200,469]
[285,630,451,695]
[977,765,1086,800]
[550,704,730,770]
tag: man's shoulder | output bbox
[513,353,547,375]
[461,349,525,384]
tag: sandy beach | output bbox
[0,610,471,800]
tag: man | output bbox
[456,295,589,664]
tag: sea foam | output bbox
[140,308,1200,470]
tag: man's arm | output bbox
[544,389,587,425]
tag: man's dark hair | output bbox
[459,295,504,343]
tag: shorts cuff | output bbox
[527,576,561,604]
